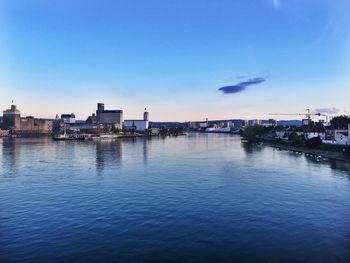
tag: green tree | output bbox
[330,115,350,129]
[242,126,266,142]
[305,137,322,148]
[288,132,303,146]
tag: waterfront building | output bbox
[86,113,97,124]
[332,124,350,146]
[198,122,208,128]
[2,105,21,130]
[334,132,349,145]
[188,121,200,129]
[95,103,123,129]
[61,113,76,124]
[231,119,246,129]
[19,116,52,134]
[188,121,207,129]
[123,109,149,132]
[2,104,52,134]
[188,119,246,130]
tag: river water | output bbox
[0,134,350,263]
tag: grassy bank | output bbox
[257,138,350,162]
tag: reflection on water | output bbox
[1,138,20,176]
[1,135,349,179]
[241,141,264,155]
[95,140,123,173]
[241,141,350,175]
[0,134,350,263]
[330,159,350,174]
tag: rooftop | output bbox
[124,119,147,122]
[61,113,76,118]
[101,110,123,113]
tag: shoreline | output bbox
[2,133,350,162]
[259,140,350,162]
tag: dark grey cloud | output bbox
[218,77,266,94]
[314,107,340,115]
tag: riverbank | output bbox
[258,139,350,162]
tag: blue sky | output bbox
[0,0,349,121]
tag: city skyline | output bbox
[1,0,349,121]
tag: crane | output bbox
[269,109,327,126]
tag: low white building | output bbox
[304,132,326,140]
[123,109,149,132]
[324,124,350,146]
[335,132,349,146]
[124,120,149,131]
[334,124,350,146]
[199,122,208,128]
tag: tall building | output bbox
[95,103,123,129]
[2,105,21,130]
[96,103,104,123]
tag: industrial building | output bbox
[19,116,52,134]
[2,104,52,134]
[86,113,97,124]
[123,109,149,132]
[95,103,123,129]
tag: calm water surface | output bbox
[0,134,350,263]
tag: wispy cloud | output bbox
[218,77,266,94]
[314,107,340,115]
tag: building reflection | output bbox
[241,142,264,155]
[125,137,150,165]
[329,159,350,175]
[95,140,123,174]
[1,138,21,176]
[142,139,149,165]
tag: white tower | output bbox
[143,108,149,121]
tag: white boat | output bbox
[53,133,75,140]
